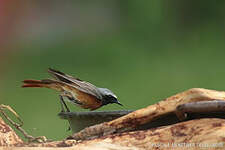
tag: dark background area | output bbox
[1,1,225,140]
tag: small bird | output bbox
[22,68,122,111]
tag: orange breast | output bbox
[76,90,102,110]
[63,85,102,110]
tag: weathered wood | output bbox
[71,88,225,140]
[0,117,23,146]
[72,118,225,150]
[1,88,225,150]
[1,118,225,150]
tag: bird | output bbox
[22,68,122,111]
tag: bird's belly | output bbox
[62,85,102,110]
[76,91,102,110]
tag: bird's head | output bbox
[98,88,123,106]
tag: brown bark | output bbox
[71,88,225,140]
[1,88,225,149]
[72,118,225,150]
[1,118,225,150]
[0,117,23,146]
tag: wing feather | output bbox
[48,68,102,99]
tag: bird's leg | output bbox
[59,95,70,112]
[175,100,225,120]
[59,95,65,113]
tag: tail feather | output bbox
[22,79,58,89]
[22,84,43,88]
[22,78,72,92]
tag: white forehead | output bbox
[98,88,117,98]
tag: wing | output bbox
[48,68,102,99]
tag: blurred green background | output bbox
[1,1,225,140]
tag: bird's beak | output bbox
[116,100,123,106]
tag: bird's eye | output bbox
[107,95,113,98]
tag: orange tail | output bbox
[22,79,55,87]
[22,79,63,91]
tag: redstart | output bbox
[22,68,122,111]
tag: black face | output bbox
[102,95,123,106]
